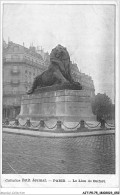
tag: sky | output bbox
[3,3,115,102]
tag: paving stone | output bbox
[2,133,115,174]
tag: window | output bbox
[12,87,17,94]
[11,79,19,84]
[13,46,19,52]
[25,75,27,82]
[11,65,20,74]
[13,65,18,73]
[11,55,19,59]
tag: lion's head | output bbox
[50,45,70,62]
[49,44,73,83]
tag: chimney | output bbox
[8,37,10,43]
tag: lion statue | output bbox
[27,45,82,94]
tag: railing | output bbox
[2,118,115,133]
[3,58,47,71]
[11,80,20,86]
[11,69,20,75]
[3,58,25,63]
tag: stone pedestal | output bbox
[18,89,96,122]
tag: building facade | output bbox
[3,41,95,119]
[3,41,49,119]
[70,62,95,98]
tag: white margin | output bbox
[0,1,120,194]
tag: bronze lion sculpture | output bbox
[27,45,82,94]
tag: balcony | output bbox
[11,69,20,75]
[3,58,25,63]
[3,58,47,71]
[11,80,20,86]
[3,90,26,96]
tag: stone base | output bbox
[34,83,82,93]
[18,89,96,122]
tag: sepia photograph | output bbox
[1,1,119,193]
